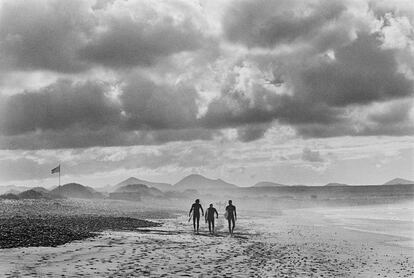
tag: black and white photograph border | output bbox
[0,0,413,277]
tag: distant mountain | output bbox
[253,182,287,188]
[4,189,20,195]
[114,177,172,192]
[0,185,31,194]
[0,188,58,200]
[384,178,414,185]
[173,174,238,191]
[50,183,104,199]
[94,184,115,193]
[115,183,164,197]
[31,187,50,193]
[110,183,166,201]
[324,183,349,187]
[18,189,54,200]
[0,193,20,200]
[116,177,142,187]
[1,186,50,195]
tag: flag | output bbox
[51,165,60,174]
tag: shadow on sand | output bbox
[135,228,252,239]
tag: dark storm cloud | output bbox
[0,0,90,73]
[298,33,413,107]
[296,99,414,138]
[0,0,413,150]
[120,77,199,130]
[223,0,346,48]
[209,4,414,140]
[0,76,212,149]
[361,100,414,136]
[289,32,414,137]
[0,0,205,72]
[200,85,344,129]
[0,73,200,137]
[0,80,121,136]
[79,14,204,68]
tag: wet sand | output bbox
[1,208,413,277]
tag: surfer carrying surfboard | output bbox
[189,199,204,234]
[205,204,219,235]
[225,200,237,235]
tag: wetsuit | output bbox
[226,204,236,234]
[190,203,203,232]
[206,207,218,234]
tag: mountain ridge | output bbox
[0,185,31,194]
[115,183,164,197]
[51,183,103,199]
[114,177,172,192]
[383,178,414,185]
[173,174,238,191]
[324,182,349,187]
[252,181,287,188]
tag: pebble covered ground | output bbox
[0,199,170,249]
[0,215,159,248]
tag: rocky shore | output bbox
[0,199,166,249]
[0,215,159,249]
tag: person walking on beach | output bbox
[189,199,204,234]
[205,204,218,235]
[225,200,237,235]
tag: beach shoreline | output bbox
[1,204,413,277]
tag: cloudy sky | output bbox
[0,0,413,188]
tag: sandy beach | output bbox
[1,204,413,277]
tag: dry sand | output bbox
[1,208,413,277]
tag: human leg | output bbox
[193,216,196,232]
[193,215,198,232]
[196,215,200,233]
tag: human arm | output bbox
[214,208,218,218]
[234,207,237,220]
[200,205,204,216]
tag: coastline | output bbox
[1,207,413,277]
[342,226,414,249]
[311,203,414,250]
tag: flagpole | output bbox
[59,164,61,187]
